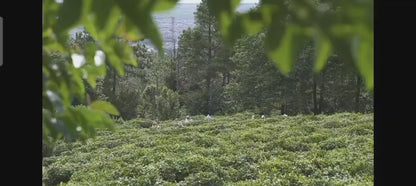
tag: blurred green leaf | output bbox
[83,0,122,41]
[222,15,245,45]
[54,105,115,141]
[259,4,275,25]
[242,10,265,35]
[352,26,373,90]
[116,17,144,41]
[90,0,116,31]
[207,0,241,41]
[43,28,66,52]
[69,66,85,100]
[84,42,97,64]
[153,0,180,12]
[82,60,105,89]
[54,0,83,32]
[114,41,138,67]
[44,90,64,114]
[116,0,164,53]
[43,0,60,30]
[53,0,83,52]
[268,24,307,75]
[102,41,125,76]
[81,66,95,88]
[314,32,332,72]
[90,100,120,116]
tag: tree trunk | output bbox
[355,75,361,113]
[206,77,211,114]
[206,21,212,114]
[318,81,324,114]
[112,68,116,95]
[156,69,159,91]
[176,58,180,91]
[222,73,226,86]
[313,74,318,115]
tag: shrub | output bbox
[53,142,71,156]
[323,121,346,128]
[158,158,189,182]
[139,85,180,120]
[43,113,373,185]
[111,89,140,120]
[43,165,74,186]
[347,160,373,176]
[320,138,347,150]
[181,172,223,186]
[278,139,311,152]
[130,119,153,128]
[303,133,329,143]
[43,142,54,157]
[43,156,58,167]
[348,124,373,136]
[194,135,219,148]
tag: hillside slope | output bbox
[43,113,373,185]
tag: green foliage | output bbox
[43,142,54,158]
[43,113,373,185]
[177,0,234,115]
[43,0,180,142]
[319,137,348,150]
[89,100,120,115]
[206,0,373,89]
[139,85,181,120]
[43,165,74,186]
[182,171,223,186]
[228,34,372,115]
[228,33,285,114]
[129,119,154,128]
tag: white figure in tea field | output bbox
[178,121,184,128]
[261,114,265,121]
[251,115,255,119]
[185,115,192,124]
[206,114,213,122]
[151,120,160,129]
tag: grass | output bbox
[43,112,373,186]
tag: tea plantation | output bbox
[42,113,373,185]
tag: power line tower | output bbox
[170,16,176,58]
[169,16,180,91]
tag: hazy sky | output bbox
[179,0,259,3]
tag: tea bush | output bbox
[43,113,373,185]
